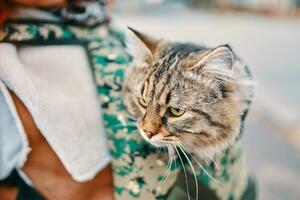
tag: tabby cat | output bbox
[124,28,253,159]
[124,28,254,199]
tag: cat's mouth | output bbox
[149,135,168,147]
[138,126,167,147]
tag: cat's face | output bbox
[124,28,253,157]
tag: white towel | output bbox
[0,43,110,182]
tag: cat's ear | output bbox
[192,45,235,80]
[126,27,160,64]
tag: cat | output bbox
[124,27,254,162]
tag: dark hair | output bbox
[0,0,14,24]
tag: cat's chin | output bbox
[148,141,167,148]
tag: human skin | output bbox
[5,91,114,200]
[12,0,66,7]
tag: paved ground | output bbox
[112,7,300,200]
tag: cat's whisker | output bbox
[195,148,220,171]
[112,121,137,126]
[204,151,220,171]
[159,145,173,184]
[161,140,178,145]
[108,123,137,129]
[174,145,191,200]
[176,142,199,200]
[177,142,222,185]
[172,146,178,170]
[169,146,176,163]
[120,113,138,122]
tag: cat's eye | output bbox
[169,107,185,117]
[138,97,147,107]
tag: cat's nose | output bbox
[144,131,157,139]
[142,112,162,139]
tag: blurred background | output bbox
[109,0,300,199]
